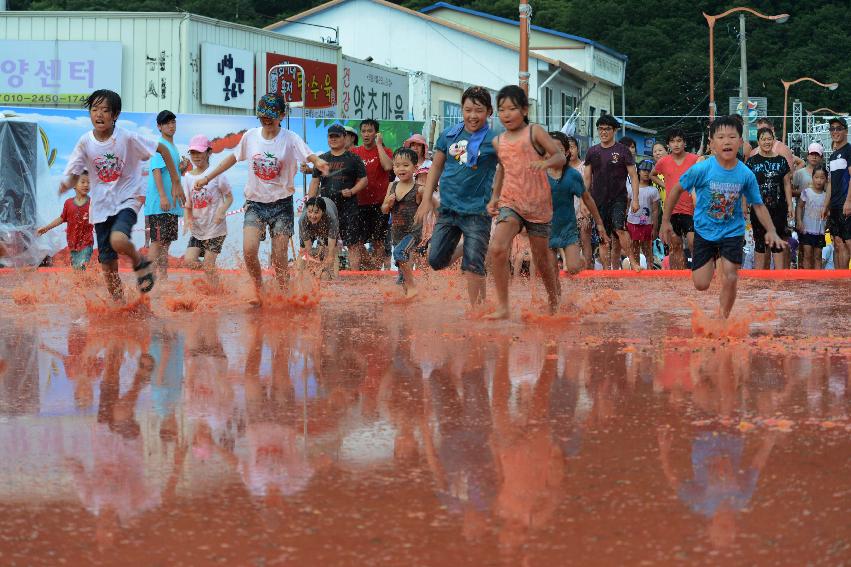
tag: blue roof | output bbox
[420,2,628,62]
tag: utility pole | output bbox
[739,13,749,140]
[519,2,531,94]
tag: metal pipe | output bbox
[536,67,561,127]
[739,13,748,140]
[267,63,308,202]
[519,2,531,94]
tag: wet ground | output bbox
[0,269,849,566]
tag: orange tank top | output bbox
[497,124,553,224]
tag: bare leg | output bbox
[243,226,263,303]
[579,220,594,269]
[641,240,653,269]
[615,229,631,270]
[202,250,221,287]
[184,247,202,270]
[835,237,851,270]
[466,273,486,306]
[630,238,641,271]
[398,260,417,298]
[669,234,684,270]
[598,236,612,270]
[562,244,583,275]
[109,231,142,268]
[100,259,123,301]
[771,249,785,271]
[717,258,739,319]
[814,247,823,270]
[149,240,172,279]
[754,251,768,270]
[529,234,560,314]
[348,243,364,271]
[270,234,290,289]
[486,217,521,320]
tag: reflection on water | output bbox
[0,278,849,565]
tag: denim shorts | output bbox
[496,207,551,238]
[428,208,492,276]
[244,197,294,240]
[95,208,138,264]
[70,246,93,270]
[393,233,418,264]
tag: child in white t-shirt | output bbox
[626,160,661,271]
[60,89,183,301]
[182,134,234,286]
[795,166,829,269]
[194,93,329,306]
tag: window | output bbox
[561,93,576,127]
[588,106,596,136]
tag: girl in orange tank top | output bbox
[485,85,566,320]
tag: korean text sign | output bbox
[266,53,337,110]
[201,43,255,110]
[0,40,122,106]
[341,58,408,120]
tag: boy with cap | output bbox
[307,124,367,268]
[145,110,189,281]
[194,93,329,305]
[827,117,851,270]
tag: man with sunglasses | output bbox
[307,124,368,266]
[827,117,851,270]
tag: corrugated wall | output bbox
[0,12,341,115]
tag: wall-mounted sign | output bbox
[201,43,254,110]
[266,53,337,110]
[341,58,408,120]
[0,40,122,105]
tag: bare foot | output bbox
[485,306,510,320]
[404,287,419,299]
[248,293,263,307]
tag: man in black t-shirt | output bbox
[827,117,851,270]
[308,124,367,251]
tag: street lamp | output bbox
[806,108,848,117]
[782,78,839,139]
[704,7,789,121]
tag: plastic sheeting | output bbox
[0,116,63,267]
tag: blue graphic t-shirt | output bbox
[678,157,761,241]
[145,138,184,217]
[434,126,498,215]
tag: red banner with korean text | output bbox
[265,53,337,110]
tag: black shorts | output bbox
[751,205,789,253]
[691,232,744,271]
[799,233,826,249]
[670,213,694,238]
[147,213,179,243]
[357,204,390,246]
[828,207,851,241]
[188,235,225,254]
[597,198,628,237]
[95,208,138,264]
[329,193,360,247]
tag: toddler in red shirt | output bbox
[38,171,95,270]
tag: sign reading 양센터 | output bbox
[0,40,122,106]
[201,43,255,110]
[341,58,408,121]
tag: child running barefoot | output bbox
[486,85,566,319]
[60,89,184,301]
[547,131,608,276]
[796,166,829,269]
[626,160,661,270]
[381,148,422,298]
[182,135,233,287]
[661,115,786,319]
[194,94,329,306]
[38,171,94,270]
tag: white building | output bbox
[266,0,628,144]
[0,11,341,116]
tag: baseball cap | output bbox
[828,117,847,129]
[403,133,427,148]
[256,93,287,119]
[188,134,211,152]
[327,124,346,136]
[807,142,824,156]
[344,125,359,143]
[637,159,654,171]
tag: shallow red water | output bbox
[0,269,849,566]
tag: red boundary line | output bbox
[2,267,850,280]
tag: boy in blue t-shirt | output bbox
[145,110,187,280]
[414,86,498,307]
[661,115,786,318]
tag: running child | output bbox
[193,93,330,306]
[626,160,661,270]
[547,131,608,275]
[796,166,829,269]
[297,196,340,279]
[661,115,786,319]
[486,85,566,319]
[381,147,422,298]
[414,86,499,308]
[182,134,233,286]
[38,171,94,270]
[145,110,187,281]
[60,89,183,300]
[745,127,792,269]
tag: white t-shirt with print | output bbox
[234,127,313,203]
[182,170,231,241]
[627,184,661,225]
[799,187,827,235]
[64,127,159,224]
